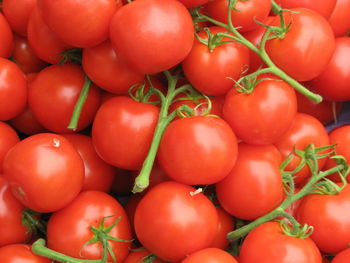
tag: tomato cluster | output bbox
[0,0,350,263]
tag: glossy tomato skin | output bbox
[211,207,234,250]
[0,177,30,247]
[309,37,350,101]
[279,0,336,18]
[183,26,249,96]
[216,143,284,220]
[332,248,350,263]
[3,133,84,212]
[92,96,159,170]
[0,13,14,58]
[47,191,132,262]
[204,0,271,32]
[328,0,350,37]
[158,116,238,185]
[239,222,322,263]
[110,0,194,74]
[29,64,101,133]
[134,181,218,262]
[223,79,297,145]
[0,244,51,263]
[266,8,335,81]
[181,248,238,263]
[0,121,19,172]
[82,41,145,95]
[296,185,350,254]
[37,0,119,48]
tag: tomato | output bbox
[216,143,284,220]
[239,222,322,263]
[0,177,31,247]
[332,247,350,263]
[82,41,145,95]
[274,113,330,185]
[211,207,235,250]
[278,0,337,18]
[296,185,350,254]
[29,64,101,133]
[92,96,159,170]
[0,12,14,58]
[309,37,350,101]
[0,121,19,172]
[110,0,194,74]
[123,248,164,263]
[158,116,238,185]
[62,134,116,192]
[204,0,271,32]
[223,79,297,145]
[2,0,36,36]
[177,0,210,8]
[0,244,51,263]
[12,35,47,73]
[27,7,73,64]
[181,248,238,263]
[265,8,335,81]
[134,181,218,262]
[125,194,142,237]
[328,0,350,37]
[3,133,84,212]
[47,191,131,262]
[37,0,119,48]
[0,57,27,121]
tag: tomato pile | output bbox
[0,0,350,262]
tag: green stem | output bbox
[271,0,283,15]
[22,209,46,237]
[68,76,91,130]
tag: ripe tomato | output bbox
[216,143,284,220]
[278,0,337,18]
[223,79,297,145]
[123,248,165,263]
[204,0,271,32]
[182,26,249,96]
[296,185,350,254]
[110,0,194,74]
[92,96,159,170]
[265,8,335,81]
[3,133,84,212]
[239,222,322,263]
[28,64,101,133]
[0,12,14,58]
[0,57,27,121]
[332,248,350,263]
[134,181,218,262]
[211,207,235,250]
[0,244,51,263]
[181,248,238,263]
[158,116,238,185]
[0,121,19,172]
[328,0,350,37]
[37,0,119,48]
[309,37,350,101]
[47,191,132,262]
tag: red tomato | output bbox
[204,0,271,32]
[0,57,27,120]
[216,143,284,220]
[62,134,116,192]
[29,64,101,133]
[332,247,350,263]
[0,177,31,246]
[134,181,218,262]
[223,79,297,145]
[177,0,210,8]
[92,96,159,170]
[181,248,238,263]
[2,0,36,36]
[27,7,73,64]
[274,113,330,184]
[265,8,335,81]
[182,26,249,96]
[279,0,337,18]
[309,37,350,101]
[0,244,51,263]
[0,121,19,172]
[110,0,194,74]
[123,248,164,263]
[47,191,132,262]
[239,222,322,263]
[82,41,145,95]
[296,185,350,254]
[12,35,47,73]
[3,133,84,212]
[211,207,235,250]
[158,116,238,185]
[0,12,14,58]
[37,0,119,48]
[328,0,350,37]
[125,194,142,237]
